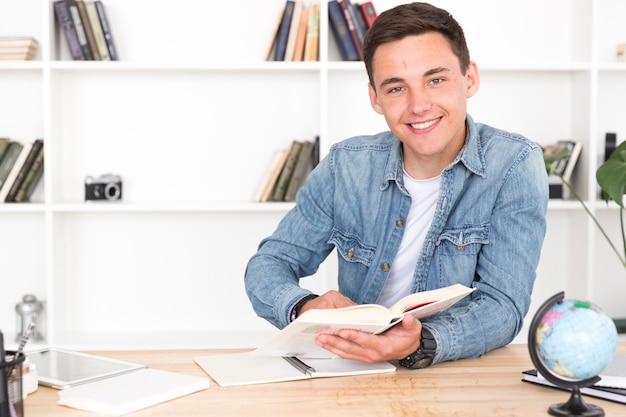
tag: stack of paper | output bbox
[57,368,210,416]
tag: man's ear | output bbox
[465,61,480,99]
[368,82,384,114]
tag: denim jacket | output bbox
[245,115,548,364]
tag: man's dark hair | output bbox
[363,2,470,88]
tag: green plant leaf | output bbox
[597,141,626,208]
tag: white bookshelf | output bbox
[0,0,624,349]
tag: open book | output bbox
[194,352,396,387]
[194,284,473,386]
[255,283,475,358]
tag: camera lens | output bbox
[104,183,121,200]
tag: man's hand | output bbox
[314,314,423,363]
[299,290,357,314]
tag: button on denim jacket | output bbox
[245,115,549,364]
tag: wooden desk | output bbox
[24,343,625,417]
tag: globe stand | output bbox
[528,292,605,417]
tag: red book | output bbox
[360,1,377,28]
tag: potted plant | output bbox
[545,140,626,332]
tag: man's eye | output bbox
[429,78,444,85]
[389,86,404,93]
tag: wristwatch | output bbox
[399,327,437,369]
[289,294,319,322]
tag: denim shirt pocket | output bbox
[436,224,490,286]
[328,228,376,265]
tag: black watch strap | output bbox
[399,327,437,369]
[289,294,319,322]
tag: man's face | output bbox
[368,32,479,179]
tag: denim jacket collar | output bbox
[383,115,486,192]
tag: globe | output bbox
[528,292,618,417]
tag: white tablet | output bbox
[26,347,147,389]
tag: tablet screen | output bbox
[27,347,147,389]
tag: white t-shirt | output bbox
[376,171,440,307]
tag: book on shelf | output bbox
[84,0,111,60]
[75,0,101,60]
[68,0,95,60]
[94,0,118,60]
[264,7,285,61]
[283,140,315,202]
[284,0,304,61]
[4,139,43,203]
[253,148,290,203]
[272,140,303,201]
[339,0,364,60]
[255,283,475,359]
[0,141,25,192]
[54,0,86,60]
[359,1,378,28]
[0,142,33,202]
[194,350,396,387]
[328,0,360,61]
[0,36,39,61]
[303,2,320,61]
[57,368,210,416]
[14,143,44,203]
[522,353,626,405]
[543,140,583,199]
[0,140,45,203]
[273,0,296,61]
[291,3,309,61]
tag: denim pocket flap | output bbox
[328,229,375,266]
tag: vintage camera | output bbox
[85,174,122,201]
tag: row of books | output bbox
[254,137,320,203]
[328,0,377,61]
[543,140,583,199]
[0,36,38,61]
[0,138,44,203]
[54,0,118,61]
[266,1,320,62]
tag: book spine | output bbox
[0,143,32,202]
[68,0,94,60]
[360,1,377,28]
[303,2,319,62]
[76,0,101,60]
[0,142,24,189]
[53,0,86,60]
[85,0,111,60]
[339,0,363,60]
[291,6,308,61]
[328,1,359,61]
[272,140,303,201]
[94,0,118,60]
[5,139,43,202]
[14,144,44,203]
[284,140,314,202]
[274,0,296,61]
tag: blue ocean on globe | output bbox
[535,299,618,380]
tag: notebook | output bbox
[57,368,210,416]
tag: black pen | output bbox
[283,356,315,376]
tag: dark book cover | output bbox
[68,0,94,59]
[54,0,86,60]
[328,0,359,61]
[5,139,44,203]
[94,0,118,60]
[273,0,296,61]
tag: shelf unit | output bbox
[1,0,624,349]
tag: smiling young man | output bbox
[245,2,548,368]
